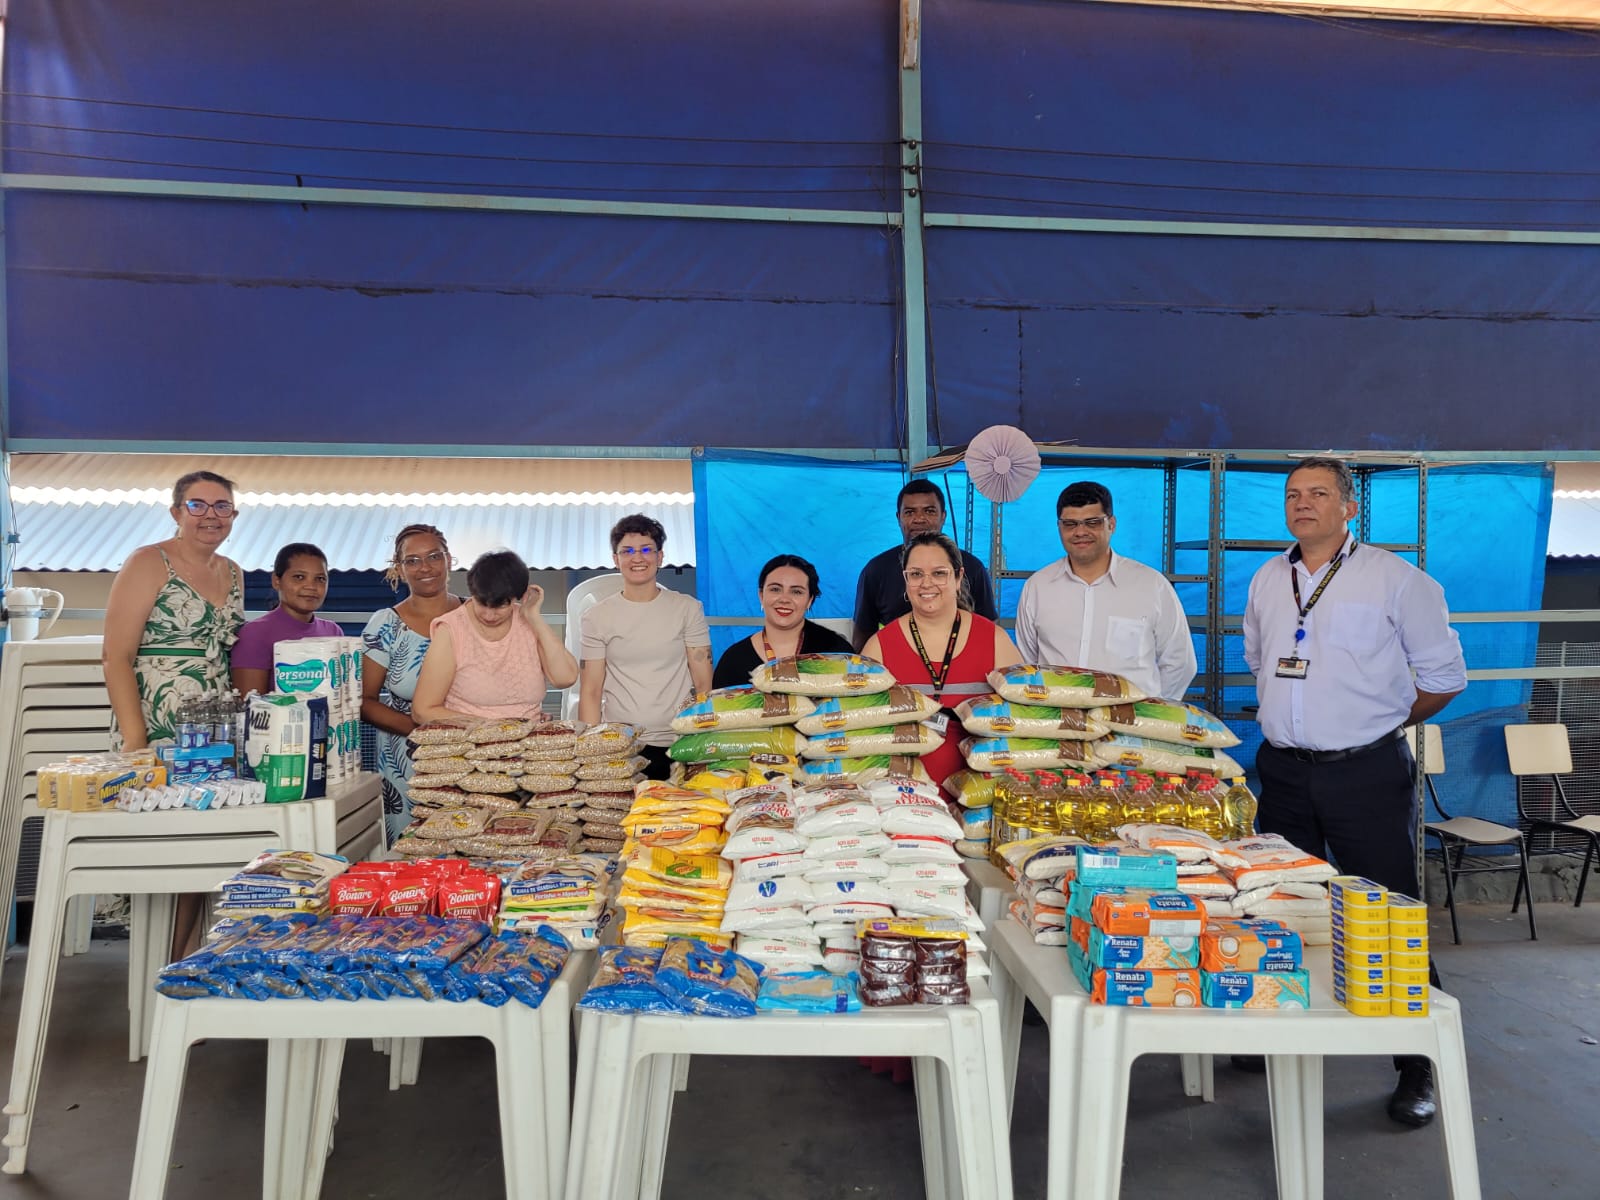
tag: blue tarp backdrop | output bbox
[4,0,1600,450]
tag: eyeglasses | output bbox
[182,499,236,517]
[1058,517,1108,531]
[617,546,658,558]
[401,550,448,569]
[903,568,955,584]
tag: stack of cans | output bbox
[1329,875,1430,1017]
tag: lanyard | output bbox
[1288,543,1355,652]
[761,624,802,663]
[908,614,961,692]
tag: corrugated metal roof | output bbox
[7,453,692,495]
[9,499,696,571]
[1549,494,1600,560]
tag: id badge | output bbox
[922,711,951,737]
[1275,657,1309,680]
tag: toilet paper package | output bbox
[275,638,362,785]
[244,693,329,803]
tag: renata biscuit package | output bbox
[1199,920,1303,973]
[1086,927,1200,970]
[1074,846,1179,891]
[1090,890,1205,937]
[1090,967,1203,1007]
[1202,969,1312,1010]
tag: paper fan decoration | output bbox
[964,425,1041,504]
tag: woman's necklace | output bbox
[761,623,802,662]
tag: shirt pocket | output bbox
[1105,615,1153,666]
[1321,601,1389,657]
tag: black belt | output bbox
[1269,727,1403,765]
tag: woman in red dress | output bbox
[861,532,1023,791]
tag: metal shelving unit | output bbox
[975,447,1432,717]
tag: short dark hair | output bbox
[172,470,234,508]
[1056,481,1113,517]
[272,543,327,579]
[758,554,821,598]
[899,531,973,611]
[896,479,945,514]
[1289,456,1356,504]
[467,550,530,608]
[610,513,667,554]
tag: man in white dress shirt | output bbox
[1015,481,1196,700]
[1242,456,1467,1129]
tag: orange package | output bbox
[1090,890,1204,936]
[1091,967,1203,1007]
[1069,915,1092,954]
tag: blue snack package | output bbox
[655,938,762,1018]
[577,947,680,1015]
[296,967,363,1002]
[757,970,861,1014]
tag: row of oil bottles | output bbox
[989,769,1259,868]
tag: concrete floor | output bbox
[0,901,1596,1199]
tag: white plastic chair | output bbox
[1506,723,1600,907]
[565,983,1014,1200]
[1406,726,1536,943]
[128,949,589,1200]
[561,573,624,721]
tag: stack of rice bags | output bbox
[1219,833,1336,945]
[752,654,938,786]
[667,686,815,788]
[951,675,1122,857]
[994,835,1087,945]
[718,774,989,980]
[1088,696,1246,778]
[615,782,735,948]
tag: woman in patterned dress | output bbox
[102,470,246,750]
[360,524,462,843]
[102,469,246,957]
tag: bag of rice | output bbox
[941,769,998,809]
[960,737,1100,773]
[750,653,897,697]
[1092,735,1244,777]
[671,687,817,733]
[679,766,753,794]
[987,664,1146,708]
[797,756,933,785]
[800,723,943,760]
[1092,700,1241,749]
[668,727,807,764]
[794,686,940,735]
[955,695,1110,741]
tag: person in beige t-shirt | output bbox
[579,513,713,778]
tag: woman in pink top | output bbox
[412,550,578,721]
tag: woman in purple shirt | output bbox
[230,542,344,694]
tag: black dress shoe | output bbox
[1230,1054,1266,1073]
[1387,1061,1437,1128]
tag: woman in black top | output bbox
[712,554,854,689]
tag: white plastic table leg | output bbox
[128,895,151,1062]
[671,1053,689,1093]
[61,894,91,956]
[988,950,1024,1122]
[1266,1055,1321,1200]
[1042,993,1082,1200]
[132,893,176,1061]
[127,997,195,1199]
[912,1056,952,1200]
[636,1052,680,1200]
[298,1039,347,1200]
[1430,1008,1484,1200]
[2,814,71,1173]
[951,1001,1013,1200]
[398,1037,422,1086]
[564,1012,639,1200]
[1072,1009,1133,1200]
[539,995,574,1200]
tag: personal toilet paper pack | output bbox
[245,693,329,803]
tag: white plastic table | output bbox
[565,979,1015,1200]
[128,949,591,1200]
[3,775,384,1175]
[988,918,1482,1200]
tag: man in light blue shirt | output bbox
[1242,456,1466,1129]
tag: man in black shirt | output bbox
[850,479,997,651]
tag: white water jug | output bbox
[4,587,65,641]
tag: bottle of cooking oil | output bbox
[1031,771,1065,836]
[1183,773,1228,838]
[1007,769,1037,840]
[1054,772,1083,839]
[1152,774,1189,827]
[1079,771,1123,844]
[988,771,1014,866]
[1118,771,1158,829]
[1223,775,1258,840]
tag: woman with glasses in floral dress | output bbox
[578,514,712,780]
[860,531,1023,790]
[360,523,463,843]
[102,470,247,956]
[102,470,246,752]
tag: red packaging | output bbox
[378,873,439,917]
[327,872,393,917]
[437,872,502,922]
